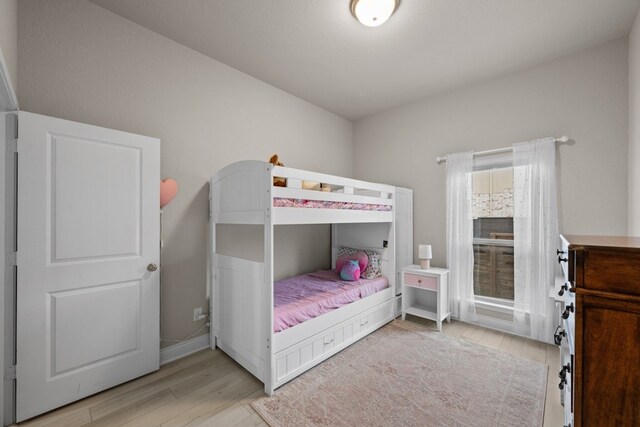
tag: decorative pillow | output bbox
[339,259,361,281]
[336,251,368,274]
[337,246,382,279]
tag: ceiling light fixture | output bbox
[351,0,399,27]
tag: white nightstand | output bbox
[401,265,450,331]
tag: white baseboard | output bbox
[160,333,210,365]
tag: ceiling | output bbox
[89,0,640,120]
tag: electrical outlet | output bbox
[193,307,203,322]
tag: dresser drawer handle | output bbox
[557,249,566,255]
[558,256,568,263]
[558,282,569,296]
[561,303,574,320]
[558,377,567,390]
[360,319,369,326]
[323,337,334,345]
[553,326,566,346]
[558,363,571,380]
[559,281,576,296]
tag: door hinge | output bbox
[6,252,17,266]
[4,365,16,381]
[6,137,17,153]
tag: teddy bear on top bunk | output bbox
[268,154,331,191]
[269,154,287,187]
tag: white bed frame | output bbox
[208,160,396,395]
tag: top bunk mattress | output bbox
[274,269,388,333]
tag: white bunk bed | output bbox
[208,160,396,395]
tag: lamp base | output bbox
[419,259,430,269]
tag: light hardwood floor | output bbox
[17,319,563,426]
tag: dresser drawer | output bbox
[577,249,640,297]
[404,273,437,290]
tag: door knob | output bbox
[147,263,158,272]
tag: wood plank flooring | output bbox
[16,319,564,426]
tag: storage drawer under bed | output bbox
[273,299,394,385]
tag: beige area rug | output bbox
[252,320,547,427]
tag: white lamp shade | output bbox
[418,244,432,259]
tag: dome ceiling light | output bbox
[351,0,400,27]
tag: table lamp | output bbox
[418,244,432,269]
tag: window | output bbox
[472,157,514,304]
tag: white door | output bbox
[15,112,160,421]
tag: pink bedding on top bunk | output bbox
[274,269,388,333]
[273,197,392,211]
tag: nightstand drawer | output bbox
[404,273,437,290]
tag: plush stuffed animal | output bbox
[269,154,286,187]
[340,259,361,281]
[336,252,368,274]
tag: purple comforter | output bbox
[274,269,388,333]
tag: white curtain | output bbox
[446,152,477,322]
[513,138,559,342]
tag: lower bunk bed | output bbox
[274,269,389,333]
[211,253,396,395]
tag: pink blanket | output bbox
[274,269,388,333]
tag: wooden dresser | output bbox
[561,235,640,427]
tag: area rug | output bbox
[252,320,547,427]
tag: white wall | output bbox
[630,10,640,236]
[354,38,629,267]
[0,0,17,91]
[18,0,353,346]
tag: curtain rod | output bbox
[435,135,569,164]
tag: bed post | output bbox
[264,165,275,396]
[389,188,396,295]
[208,180,216,349]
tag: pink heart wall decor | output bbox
[160,178,178,208]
